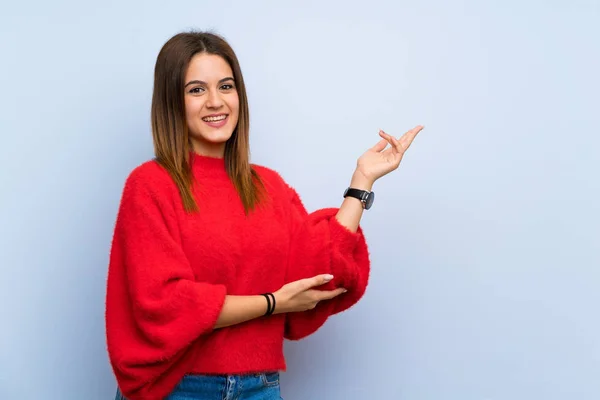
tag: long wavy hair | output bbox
[151,31,265,214]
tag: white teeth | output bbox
[202,115,227,122]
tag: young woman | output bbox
[105,30,423,400]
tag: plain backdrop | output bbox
[1,1,599,399]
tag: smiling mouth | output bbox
[202,114,228,122]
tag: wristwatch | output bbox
[343,187,375,210]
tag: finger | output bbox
[381,130,403,155]
[316,288,348,301]
[299,274,334,291]
[379,131,396,149]
[399,125,423,150]
[371,136,388,152]
[401,125,423,145]
[386,133,402,154]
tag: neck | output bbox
[191,140,226,158]
[190,151,228,179]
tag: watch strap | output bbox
[343,187,374,210]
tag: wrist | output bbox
[271,291,283,314]
[350,170,374,192]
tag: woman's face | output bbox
[184,53,240,157]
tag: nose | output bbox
[206,89,224,109]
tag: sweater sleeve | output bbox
[282,184,371,341]
[105,165,227,400]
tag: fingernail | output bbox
[342,289,348,293]
[324,274,334,281]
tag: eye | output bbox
[220,84,235,91]
[189,87,204,94]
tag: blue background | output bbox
[1,1,598,399]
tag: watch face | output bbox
[365,191,375,209]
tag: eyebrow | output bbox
[184,77,235,88]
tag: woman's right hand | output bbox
[273,274,347,313]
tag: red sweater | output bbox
[105,153,371,400]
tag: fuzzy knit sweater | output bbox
[105,153,371,400]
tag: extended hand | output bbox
[354,125,424,185]
[273,274,346,313]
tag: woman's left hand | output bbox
[353,125,424,187]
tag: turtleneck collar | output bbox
[190,152,228,179]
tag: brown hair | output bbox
[151,30,265,214]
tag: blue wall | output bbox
[1,1,598,399]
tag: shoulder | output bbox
[251,163,293,194]
[251,163,307,210]
[122,159,177,199]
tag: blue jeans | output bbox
[115,372,283,400]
